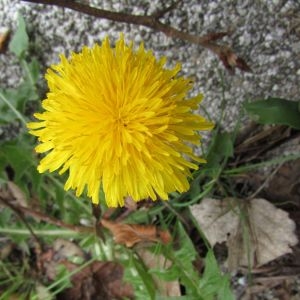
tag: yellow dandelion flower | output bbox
[27,35,213,207]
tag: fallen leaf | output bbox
[57,261,134,300]
[40,239,85,281]
[101,219,171,247]
[38,239,133,299]
[191,198,240,247]
[190,198,298,269]
[207,43,252,74]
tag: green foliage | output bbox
[123,251,157,300]
[146,222,233,300]
[199,250,234,300]
[0,136,35,180]
[0,12,40,125]
[9,13,29,59]
[244,97,300,129]
[205,131,234,171]
[149,223,199,288]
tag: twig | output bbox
[0,196,93,234]
[0,196,42,248]
[22,0,210,45]
[21,0,250,72]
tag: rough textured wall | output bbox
[1,0,299,131]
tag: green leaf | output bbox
[149,263,181,281]
[0,138,34,181]
[199,250,234,300]
[9,13,29,58]
[26,58,40,84]
[174,222,197,263]
[0,77,38,124]
[155,297,191,300]
[244,98,300,129]
[123,252,156,300]
[0,208,13,227]
[205,132,234,169]
[171,223,200,294]
[148,222,201,297]
[0,88,19,123]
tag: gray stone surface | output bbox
[1,0,300,132]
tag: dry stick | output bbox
[21,0,227,55]
[0,196,93,234]
[0,196,47,274]
[22,0,252,72]
[0,196,42,248]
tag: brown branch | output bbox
[21,0,216,47]
[21,0,251,72]
[0,196,93,234]
[0,195,42,248]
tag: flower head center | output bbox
[117,117,128,128]
[112,109,132,132]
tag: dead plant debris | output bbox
[100,218,172,247]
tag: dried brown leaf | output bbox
[101,219,171,247]
[191,198,298,269]
[57,261,134,300]
[208,43,252,73]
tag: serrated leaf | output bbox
[199,250,234,300]
[174,222,197,262]
[149,265,181,281]
[137,249,181,296]
[128,254,156,299]
[244,98,300,129]
[0,140,33,180]
[9,13,29,58]
[217,276,235,300]
[149,222,200,296]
